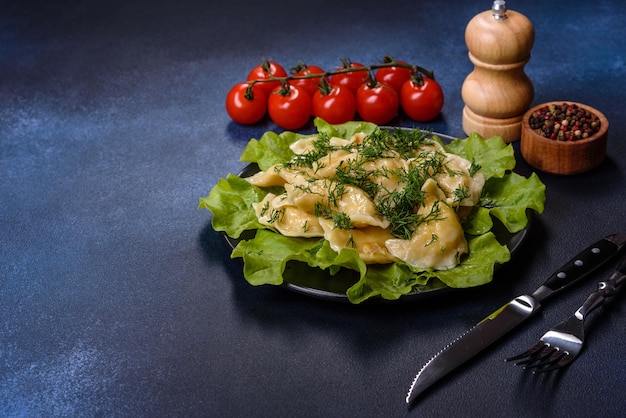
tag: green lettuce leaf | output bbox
[346,262,429,304]
[432,232,511,287]
[239,130,303,170]
[465,172,546,235]
[444,132,516,181]
[231,230,367,286]
[313,118,379,139]
[198,174,266,239]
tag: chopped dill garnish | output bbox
[417,149,446,177]
[383,200,446,240]
[444,164,462,177]
[425,233,439,247]
[469,162,482,177]
[313,202,353,230]
[260,200,270,217]
[285,132,354,169]
[452,185,470,207]
[480,199,498,209]
[332,211,354,230]
[334,160,381,198]
[325,179,347,208]
[355,127,433,162]
[291,182,316,196]
[267,207,284,224]
[313,201,331,218]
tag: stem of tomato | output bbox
[275,80,293,96]
[248,57,435,85]
[364,71,378,88]
[317,77,333,95]
[410,72,425,86]
[244,84,256,100]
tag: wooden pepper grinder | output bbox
[462,0,534,142]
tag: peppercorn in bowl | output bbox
[520,101,608,175]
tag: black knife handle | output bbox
[531,234,626,302]
[574,255,626,319]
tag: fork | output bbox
[507,253,626,372]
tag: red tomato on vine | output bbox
[246,60,288,95]
[400,75,444,122]
[268,84,311,130]
[355,79,398,125]
[374,59,412,95]
[290,63,326,98]
[329,60,367,93]
[312,80,356,125]
[225,82,267,125]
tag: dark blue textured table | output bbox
[2,1,625,416]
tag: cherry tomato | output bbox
[400,76,444,122]
[290,63,327,98]
[355,80,399,125]
[312,83,356,125]
[246,60,288,95]
[268,84,311,130]
[374,60,412,94]
[225,82,267,125]
[329,60,367,94]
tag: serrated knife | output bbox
[406,233,626,406]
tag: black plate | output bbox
[223,131,531,303]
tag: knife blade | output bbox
[406,233,626,406]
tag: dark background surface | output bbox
[2,0,625,416]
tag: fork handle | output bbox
[575,255,626,319]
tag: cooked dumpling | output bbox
[385,179,468,269]
[283,178,330,213]
[435,152,485,208]
[285,179,389,229]
[246,164,286,187]
[308,149,357,179]
[334,185,390,229]
[318,218,398,264]
[363,155,410,200]
[252,193,324,238]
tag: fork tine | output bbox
[524,349,567,371]
[519,347,556,366]
[508,342,555,365]
[506,341,547,362]
[516,345,557,366]
[532,352,575,373]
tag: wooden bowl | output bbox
[520,101,608,175]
